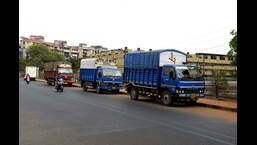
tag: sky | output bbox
[19,0,237,54]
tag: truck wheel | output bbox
[130,88,138,100]
[113,90,119,94]
[96,84,101,94]
[83,86,88,92]
[161,91,173,106]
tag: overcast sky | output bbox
[19,0,237,54]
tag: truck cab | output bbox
[161,64,205,104]
[95,66,123,93]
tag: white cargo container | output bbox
[25,66,39,81]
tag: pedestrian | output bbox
[24,73,30,84]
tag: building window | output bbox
[220,56,225,60]
[196,55,202,59]
[228,57,233,61]
[204,55,208,59]
[187,55,192,58]
[211,55,217,59]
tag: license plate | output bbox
[190,93,195,99]
[112,86,116,90]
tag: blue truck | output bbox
[80,58,123,94]
[123,49,205,105]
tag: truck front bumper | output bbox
[174,93,205,102]
[101,85,123,91]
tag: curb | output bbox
[196,102,237,112]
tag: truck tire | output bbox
[130,87,138,100]
[96,84,101,94]
[83,86,88,92]
[161,91,173,106]
[112,90,119,94]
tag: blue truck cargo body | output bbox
[80,69,97,83]
[124,49,205,105]
[80,58,123,94]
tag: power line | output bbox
[173,24,235,44]
[180,34,231,48]
[195,43,229,53]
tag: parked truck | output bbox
[44,61,74,86]
[25,66,39,81]
[80,58,123,94]
[123,49,205,105]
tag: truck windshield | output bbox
[58,68,73,74]
[176,66,203,81]
[103,68,122,77]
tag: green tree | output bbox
[25,44,65,70]
[69,58,82,73]
[19,57,27,72]
[211,69,228,98]
[68,58,82,83]
[227,29,237,65]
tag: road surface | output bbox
[19,79,237,145]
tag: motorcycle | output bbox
[55,78,64,92]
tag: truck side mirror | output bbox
[98,72,102,78]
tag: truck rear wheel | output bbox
[130,87,138,100]
[83,86,88,92]
[113,90,119,94]
[161,91,173,106]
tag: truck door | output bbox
[161,66,176,92]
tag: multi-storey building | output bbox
[29,35,44,41]
[70,46,79,59]
[87,47,133,72]
[19,35,79,60]
[186,53,237,77]
[78,43,96,58]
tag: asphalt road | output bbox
[19,79,237,145]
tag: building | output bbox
[19,35,79,60]
[186,53,237,77]
[87,47,133,72]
